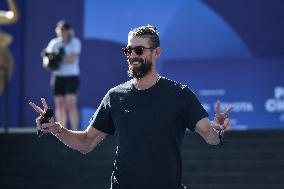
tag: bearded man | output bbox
[30,25,232,189]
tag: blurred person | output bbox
[42,20,81,130]
[30,25,232,189]
[0,0,18,94]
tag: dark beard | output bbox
[127,58,152,79]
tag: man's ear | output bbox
[154,47,161,58]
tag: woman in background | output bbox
[43,20,81,130]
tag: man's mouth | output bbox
[132,61,141,66]
[129,58,143,67]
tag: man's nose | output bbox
[129,51,138,58]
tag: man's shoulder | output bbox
[160,77,188,91]
[108,80,133,95]
[159,77,198,99]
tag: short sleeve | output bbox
[45,38,58,53]
[71,38,81,54]
[182,87,208,131]
[90,92,115,135]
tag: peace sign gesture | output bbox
[29,98,49,116]
[29,98,57,136]
[212,100,233,131]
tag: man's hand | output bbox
[211,100,233,132]
[29,98,61,135]
[29,97,48,116]
[195,100,233,145]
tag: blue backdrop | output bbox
[1,0,283,130]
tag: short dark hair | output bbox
[56,20,72,30]
[128,25,160,48]
[55,20,75,37]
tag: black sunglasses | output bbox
[122,46,155,56]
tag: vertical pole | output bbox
[0,65,9,133]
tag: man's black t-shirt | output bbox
[90,77,208,189]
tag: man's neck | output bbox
[132,72,160,90]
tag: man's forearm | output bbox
[52,123,92,154]
[196,118,222,145]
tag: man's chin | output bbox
[128,70,144,79]
[128,61,152,79]
[129,65,142,74]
